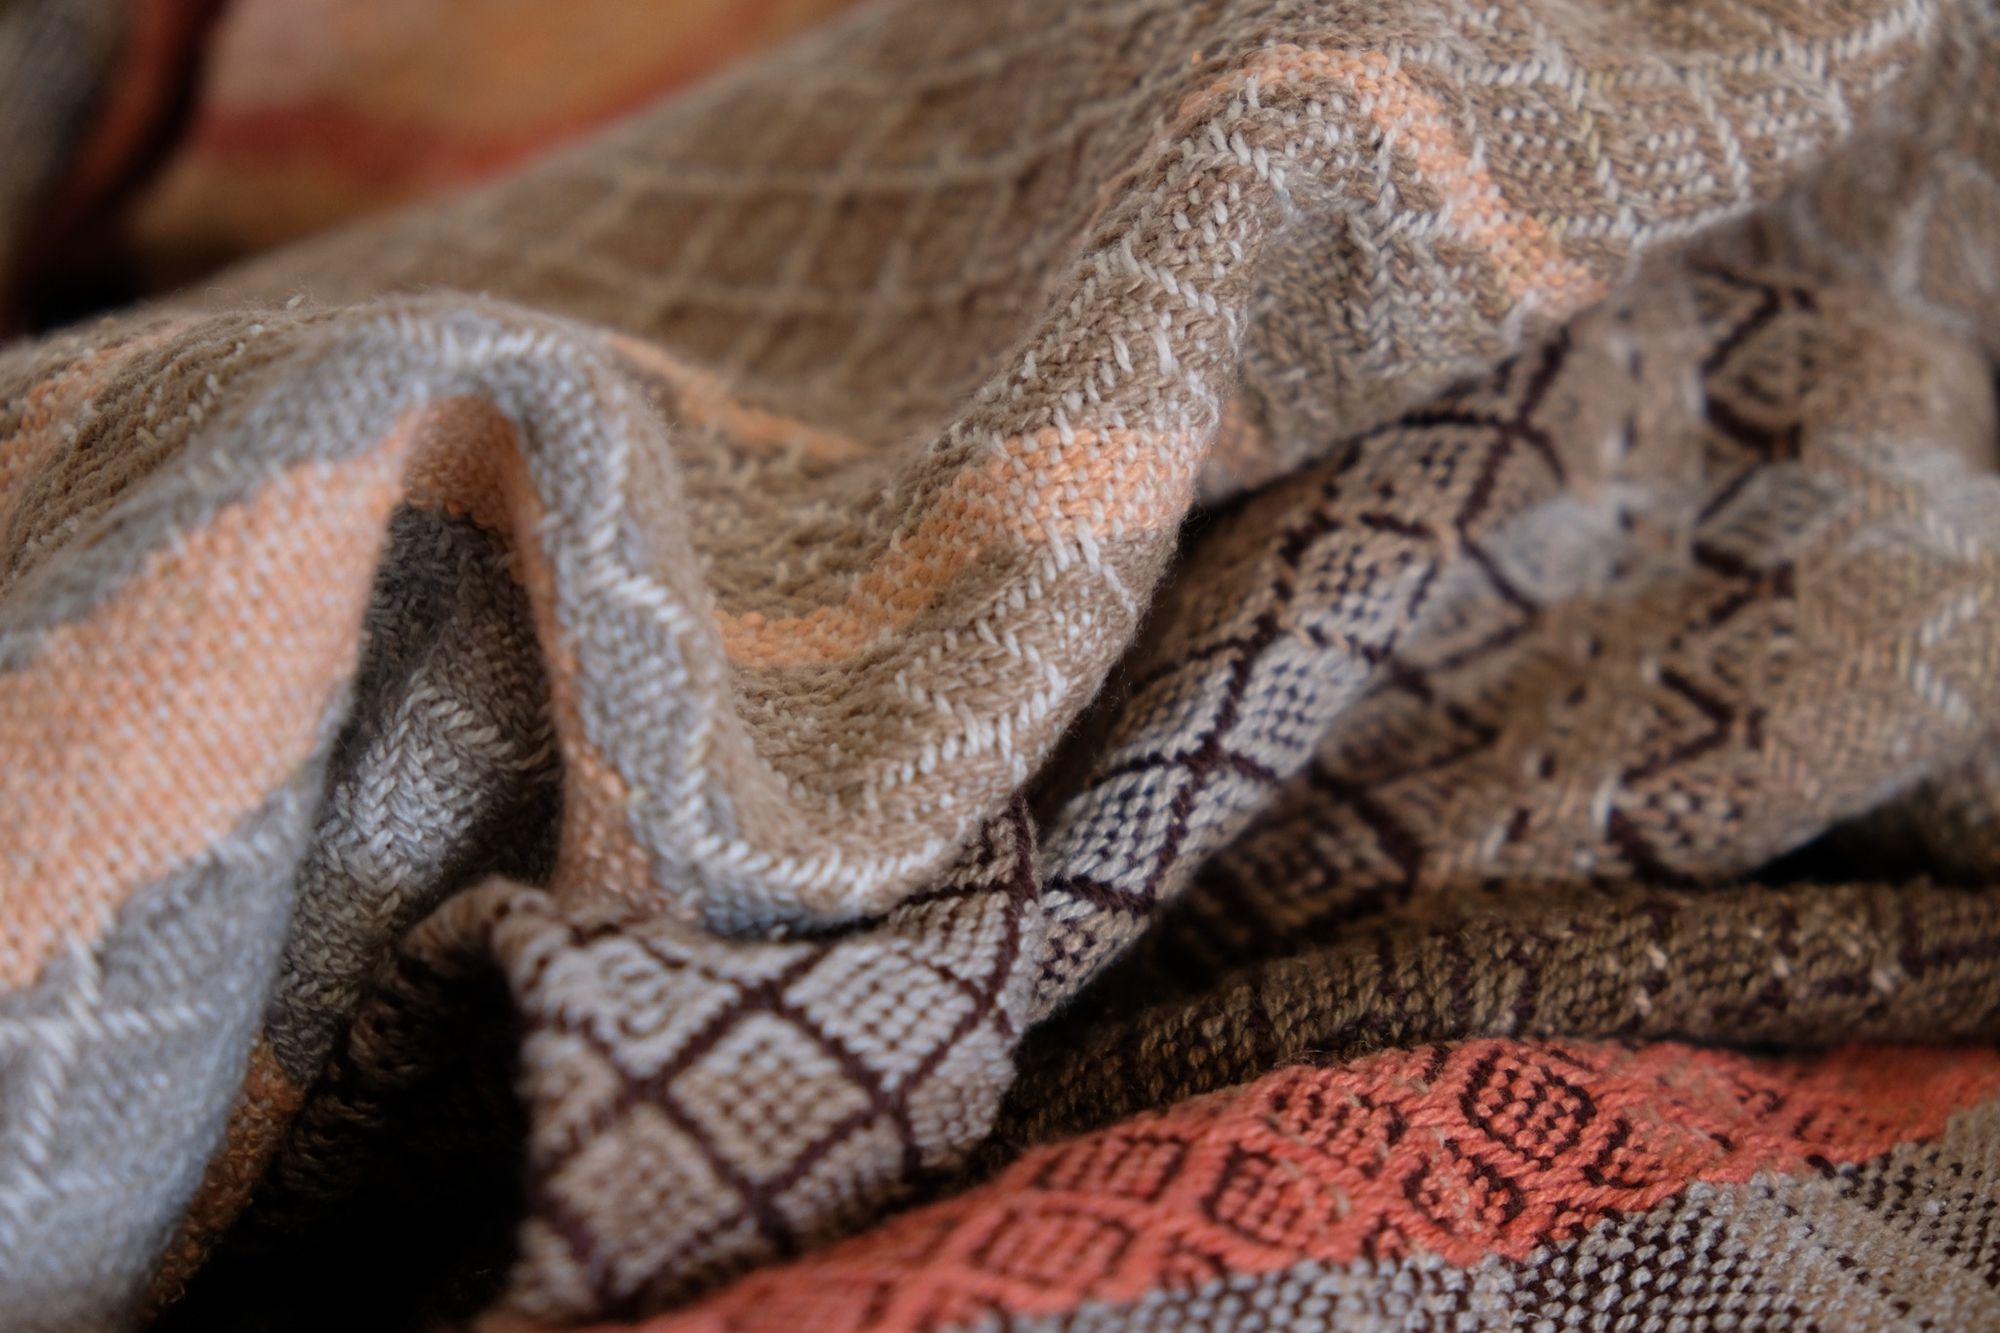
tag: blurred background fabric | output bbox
[1,0,857,327]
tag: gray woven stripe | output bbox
[0,765,324,1332]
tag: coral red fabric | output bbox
[646,1042,2000,1331]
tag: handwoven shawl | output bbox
[5,0,2000,1329]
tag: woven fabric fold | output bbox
[4,0,2000,1329]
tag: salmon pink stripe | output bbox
[0,429,413,991]
[631,1040,2000,1332]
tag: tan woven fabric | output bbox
[4,0,2000,1329]
[1000,880,2000,1151]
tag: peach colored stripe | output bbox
[400,395,656,904]
[717,426,1195,668]
[402,389,1178,882]
[701,44,1600,669]
[1188,46,1605,306]
[607,334,870,463]
[0,434,412,991]
[0,385,659,991]
[401,394,533,532]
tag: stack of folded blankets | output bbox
[6,0,2000,1328]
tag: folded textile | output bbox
[4,0,2000,1329]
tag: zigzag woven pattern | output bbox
[3,0,2000,1329]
